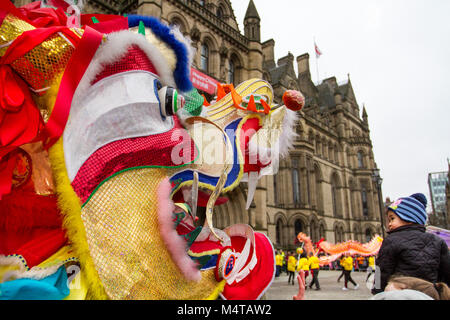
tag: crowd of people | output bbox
[275,249,371,291]
[277,193,450,300]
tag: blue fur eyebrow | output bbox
[127,15,193,93]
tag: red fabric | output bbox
[0,27,84,145]
[0,192,60,232]
[0,67,42,199]
[15,229,66,268]
[42,26,103,149]
[189,240,223,254]
[0,152,16,199]
[0,25,85,197]
[81,14,129,34]
[18,3,68,28]
[0,189,65,268]
[239,117,270,174]
[0,68,43,156]
[221,232,275,300]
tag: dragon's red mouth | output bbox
[172,187,228,208]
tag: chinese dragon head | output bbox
[0,1,304,300]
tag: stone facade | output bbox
[12,0,383,249]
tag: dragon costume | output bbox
[0,0,305,300]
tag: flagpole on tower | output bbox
[314,37,322,85]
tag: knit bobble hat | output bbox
[410,193,427,207]
[388,193,428,225]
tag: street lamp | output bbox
[372,168,386,238]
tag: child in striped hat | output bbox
[372,193,450,294]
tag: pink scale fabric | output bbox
[92,45,158,84]
[71,117,197,203]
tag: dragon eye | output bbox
[158,86,185,117]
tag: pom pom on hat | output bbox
[388,193,428,225]
[410,193,427,207]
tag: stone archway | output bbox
[274,212,288,248]
[330,172,343,218]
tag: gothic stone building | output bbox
[12,0,384,249]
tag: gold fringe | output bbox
[48,139,109,300]
[206,280,226,300]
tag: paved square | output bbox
[265,270,375,300]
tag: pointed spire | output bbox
[245,0,260,20]
[362,104,368,118]
[362,104,369,126]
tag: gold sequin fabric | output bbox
[0,14,81,95]
[0,14,34,56]
[81,168,220,300]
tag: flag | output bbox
[314,42,322,58]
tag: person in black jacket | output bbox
[372,193,450,295]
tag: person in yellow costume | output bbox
[287,252,297,285]
[307,252,321,290]
[342,253,359,290]
[337,255,346,282]
[275,250,283,277]
[366,255,376,283]
[297,252,310,288]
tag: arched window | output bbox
[276,219,283,245]
[315,136,321,156]
[329,145,334,163]
[199,0,205,6]
[335,225,345,243]
[331,173,341,217]
[314,165,323,213]
[346,148,352,168]
[334,145,339,165]
[331,184,338,217]
[357,151,364,168]
[310,220,317,243]
[319,224,325,240]
[292,158,300,206]
[169,18,186,34]
[294,219,304,236]
[200,43,209,72]
[273,176,278,205]
[361,188,369,218]
[217,7,224,19]
[228,59,235,84]
[365,228,372,242]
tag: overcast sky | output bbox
[230,0,450,209]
